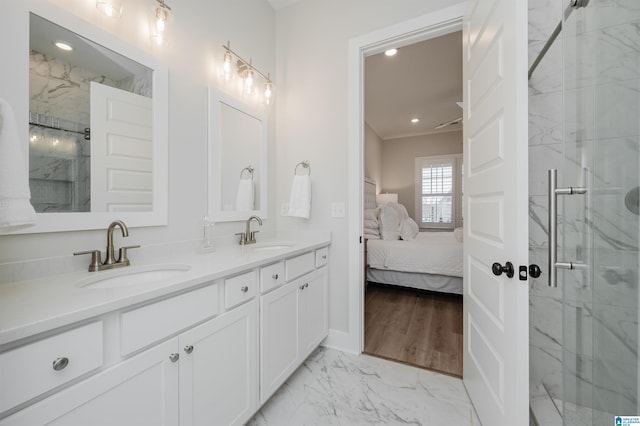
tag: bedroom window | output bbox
[414,154,462,229]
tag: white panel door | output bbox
[90,82,153,212]
[462,0,528,425]
[179,300,258,426]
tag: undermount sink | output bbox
[251,242,294,251]
[77,264,192,289]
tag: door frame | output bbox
[345,2,468,354]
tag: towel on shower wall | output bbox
[236,178,254,211]
[0,98,36,230]
[288,175,311,219]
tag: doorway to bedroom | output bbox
[362,28,464,377]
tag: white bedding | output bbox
[366,232,462,277]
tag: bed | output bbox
[364,178,463,295]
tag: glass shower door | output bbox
[562,1,640,424]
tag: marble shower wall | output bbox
[529,0,640,417]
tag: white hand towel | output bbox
[0,98,36,230]
[236,178,254,211]
[288,175,311,219]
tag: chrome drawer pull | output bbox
[241,286,249,293]
[169,353,179,363]
[322,255,327,259]
[272,274,279,280]
[184,345,194,354]
[52,357,69,371]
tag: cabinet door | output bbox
[299,267,328,360]
[0,338,179,426]
[179,299,258,426]
[259,281,299,404]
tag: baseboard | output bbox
[321,329,360,354]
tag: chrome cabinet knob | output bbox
[272,274,279,280]
[322,255,327,259]
[299,284,305,290]
[305,283,309,289]
[52,357,69,371]
[169,353,179,363]
[184,345,194,354]
[241,286,248,293]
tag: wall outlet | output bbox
[281,203,289,216]
[331,202,345,218]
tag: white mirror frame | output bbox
[5,2,168,234]
[208,88,267,222]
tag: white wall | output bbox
[364,123,382,191]
[381,130,462,220]
[274,0,466,335]
[0,0,275,267]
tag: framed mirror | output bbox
[208,89,267,222]
[8,3,168,234]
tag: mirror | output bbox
[208,89,267,222]
[11,4,168,234]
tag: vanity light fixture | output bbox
[96,0,124,18]
[150,0,172,46]
[384,48,398,56]
[54,41,73,51]
[222,42,274,104]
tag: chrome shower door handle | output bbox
[548,169,588,287]
[548,169,558,287]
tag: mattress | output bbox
[366,268,463,295]
[366,232,462,277]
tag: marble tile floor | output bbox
[247,346,481,425]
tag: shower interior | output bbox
[528,0,640,424]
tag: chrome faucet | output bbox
[74,220,140,272]
[236,215,263,245]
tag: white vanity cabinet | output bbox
[259,252,328,404]
[179,298,258,426]
[0,242,329,425]
[0,337,180,426]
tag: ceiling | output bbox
[365,31,463,140]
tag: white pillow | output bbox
[364,208,379,221]
[363,218,379,230]
[363,232,380,240]
[453,227,463,242]
[387,202,409,220]
[400,217,420,241]
[379,204,401,240]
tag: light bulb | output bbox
[96,0,123,18]
[264,82,272,104]
[245,69,254,94]
[155,7,167,32]
[223,51,232,79]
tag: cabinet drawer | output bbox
[225,271,257,309]
[0,321,103,414]
[315,247,328,267]
[259,262,285,294]
[285,252,315,282]
[120,284,218,356]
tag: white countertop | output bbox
[0,234,330,347]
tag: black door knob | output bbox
[492,262,515,278]
[529,264,542,278]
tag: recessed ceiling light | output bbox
[411,118,419,123]
[384,48,397,57]
[54,41,73,51]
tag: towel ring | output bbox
[240,166,254,180]
[294,160,311,176]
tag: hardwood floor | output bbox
[363,283,463,377]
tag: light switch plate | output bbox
[331,202,345,218]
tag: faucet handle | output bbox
[74,250,102,272]
[235,232,247,245]
[117,245,140,265]
[249,230,260,242]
